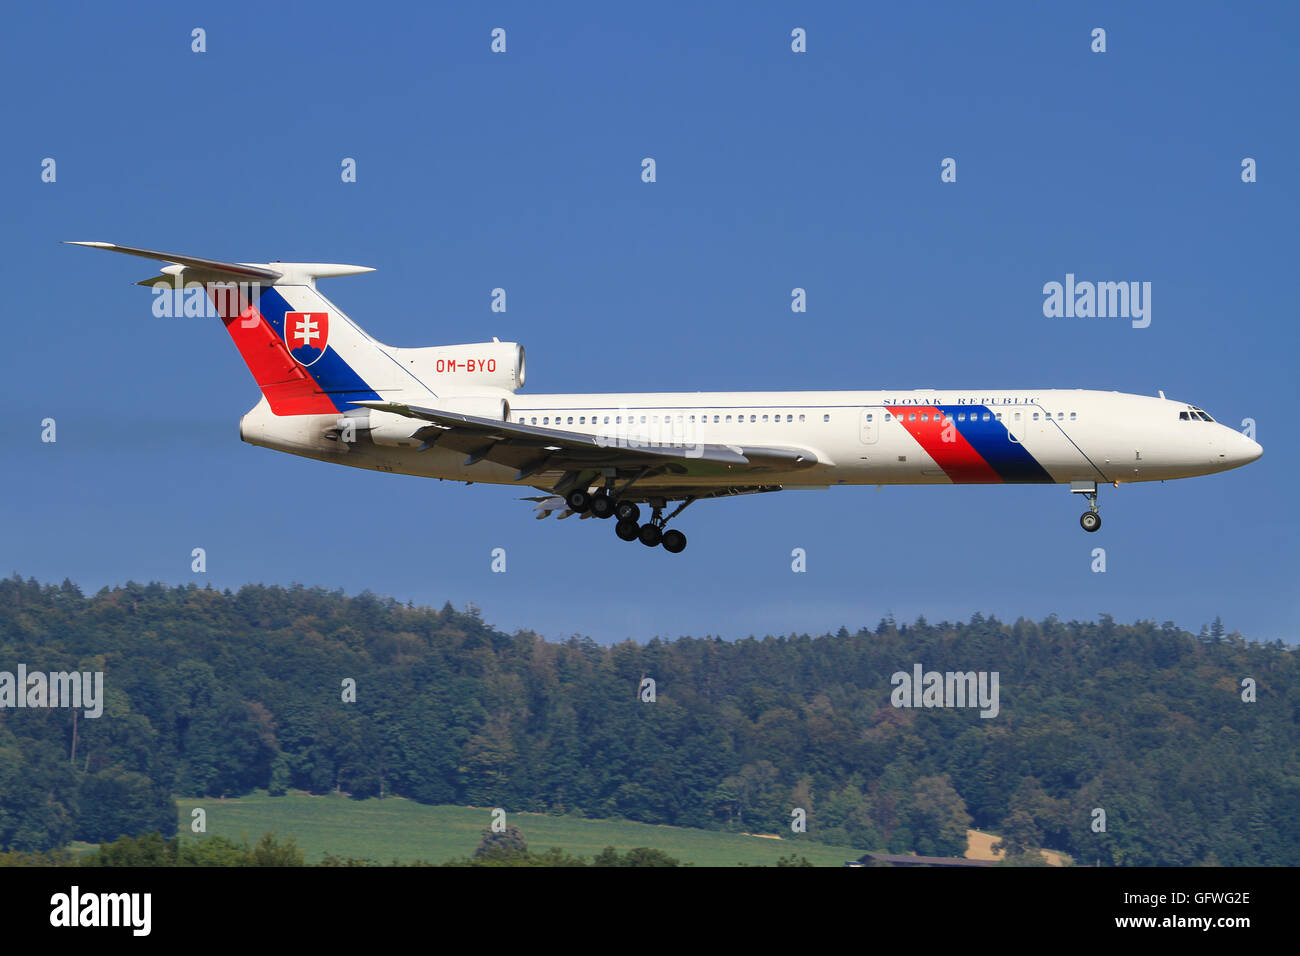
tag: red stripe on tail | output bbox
[206,285,337,415]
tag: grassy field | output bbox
[172,791,867,867]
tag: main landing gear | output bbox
[565,487,621,520]
[567,485,692,554]
[626,498,691,553]
[1071,481,1102,533]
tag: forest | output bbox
[0,574,1295,865]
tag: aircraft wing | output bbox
[351,401,819,482]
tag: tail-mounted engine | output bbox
[386,341,525,392]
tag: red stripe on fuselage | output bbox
[887,405,1003,483]
[206,286,337,415]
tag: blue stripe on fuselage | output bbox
[257,287,380,412]
[937,405,1054,483]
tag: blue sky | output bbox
[3,2,1296,643]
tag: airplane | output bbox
[69,242,1263,554]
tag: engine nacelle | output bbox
[431,395,511,421]
[387,341,525,392]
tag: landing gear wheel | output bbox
[638,523,663,547]
[565,489,591,513]
[661,529,687,553]
[589,493,616,519]
[1080,511,1101,533]
[615,519,640,542]
[614,500,641,524]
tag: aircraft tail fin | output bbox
[69,241,388,416]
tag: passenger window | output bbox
[604,416,610,424]
[884,413,892,422]
[799,414,805,422]
[957,413,965,421]
[750,415,757,422]
[995,413,1003,422]
[1057,412,1064,420]
[1032,412,1039,421]
[823,414,830,422]
[982,413,990,421]
[543,417,550,424]
[908,413,916,422]
[726,415,732,423]
[761,414,768,422]
[787,414,793,422]
[714,415,720,423]
[640,416,646,424]
[866,413,873,422]
[1069,412,1076,421]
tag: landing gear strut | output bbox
[1071,481,1102,533]
[615,497,694,554]
[563,471,693,553]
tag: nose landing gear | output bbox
[1071,481,1102,532]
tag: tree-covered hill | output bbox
[0,574,1294,865]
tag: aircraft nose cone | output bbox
[1224,428,1262,467]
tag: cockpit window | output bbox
[1179,411,1190,420]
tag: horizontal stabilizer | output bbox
[65,242,282,281]
[66,242,376,286]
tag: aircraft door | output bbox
[860,408,880,444]
[1004,407,1026,444]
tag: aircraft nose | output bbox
[1218,427,1262,468]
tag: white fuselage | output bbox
[240,387,1262,489]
